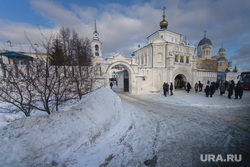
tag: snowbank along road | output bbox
[71,88,250,167]
[0,87,249,166]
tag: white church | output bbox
[91,8,238,94]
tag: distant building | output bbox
[197,32,231,72]
[0,41,47,65]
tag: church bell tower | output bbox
[91,19,103,65]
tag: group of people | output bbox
[163,82,174,96]
[164,80,244,100]
[200,80,244,99]
[223,80,244,99]
[203,81,217,97]
[194,81,204,93]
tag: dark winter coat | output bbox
[195,83,198,89]
[163,83,167,91]
[166,83,169,91]
[220,84,226,93]
[205,85,210,96]
[239,85,244,96]
[187,82,191,90]
[210,83,215,95]
[228,83,234,94]
[235,84,243,96]
[170,83,173,90]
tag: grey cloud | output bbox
[1,0,249,68]
[230,44,250,71]
[30,0,80,26]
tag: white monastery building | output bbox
[91,8,238,94]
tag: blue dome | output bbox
[202,44,211,49]
[218,47,226,52]
[198,37,212,46]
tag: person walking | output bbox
[110,82,113,89]
[205,81,210,97]
[166,82,169,95]
[195,83,198,93]
[220,83,226,96]
[170,82,173,95]
[163,82,167,97]
[186,82,191,93]
[198,81,202,92]
[235,81,244,99]
[210,82,215,97]
[228,80,234,99]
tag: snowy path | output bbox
[68,89,250,167]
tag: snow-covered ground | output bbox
[0,86,249,166]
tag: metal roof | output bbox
[0,52,34,59]
[198,37,212,46]
[217,56,228,62]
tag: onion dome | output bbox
[198,37,212,46]
[218,47,226,52]
[198,31,212,46]
[160,7,168,29]
[202,44,211,49]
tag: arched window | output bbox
[145,53,147,64]
[186,56,189,63]
[141,55,144,65]
[175,55,178,62]
[95,45,99,56]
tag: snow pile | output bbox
[0,87,123,167]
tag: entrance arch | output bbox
[96,53,138,93]
[105,61,135,93]
[174,74,187,89]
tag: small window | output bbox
[95,45,99,56]
[186,56,189,63]
[175,55,178,62]
[180,56,184,63]
[95,45,99,51]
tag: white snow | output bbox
[0,88,123,166]
[0,86,249,166]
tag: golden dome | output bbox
[160,9,168,29]
[160,19,168,28]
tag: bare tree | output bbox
[52,66,72,111]
[0,26,98,116]
[0,64,35,116]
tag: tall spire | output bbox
[93,19,99,40]
[160,6,168,29]
[163,6,166,18]
[204,30,206,38]
[94,19,98,34]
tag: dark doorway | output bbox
[174,74,187,89]
[124,70,129,92]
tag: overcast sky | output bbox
[0,0,249,72]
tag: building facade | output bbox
[197,32,231,72]
[91,8,238,94]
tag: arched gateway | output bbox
[98,53,139,94]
